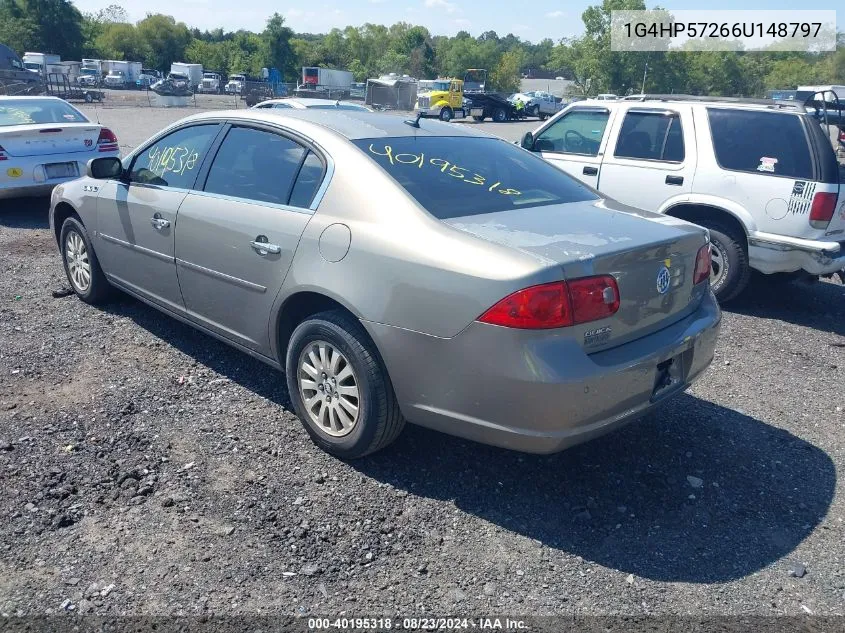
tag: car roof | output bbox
[614,95,809,114]
[184,109,490,141]
[261,98,368,109]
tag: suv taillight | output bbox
[693,244,711,285]
[0,144,7,161]
[97,128,118,152]
[478,276,619,329]
[809,192,837,229]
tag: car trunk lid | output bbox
[0,123,101,157]
[445,199,709,351]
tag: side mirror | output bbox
[86,156,123,180]
[521,132,535,151]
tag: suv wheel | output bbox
[60,217,112,305]
[707,224,751,302]
[286,310,405,459]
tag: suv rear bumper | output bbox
[749,231,845,275]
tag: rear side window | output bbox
[708,109,813,179]
[534,109,609,156]
[353,136,597,219]
[615,111,684,162]
[203,126,307,205]
[289,152,324,208]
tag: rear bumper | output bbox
[749,231,845,274]
[364,290,721,454]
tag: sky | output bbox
[71,0,841,43]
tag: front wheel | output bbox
[439,107,453,122]
[60,216,112,305]
[706,224,751,302]
[492,107,507,122]
[286,310,405,459]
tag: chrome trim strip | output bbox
[99,233,173,263]
[176,258,267,293]
[184,190,313,215]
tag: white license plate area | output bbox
[45,162,79,179]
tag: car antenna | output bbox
[404,112,423,129]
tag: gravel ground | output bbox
[1,106,844,620]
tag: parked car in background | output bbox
[49,109,719,458]
[0,96,118,199]
[521,95,845,300]
[510,91,562,120]
[252,98,372,111]
[595,94,619,101]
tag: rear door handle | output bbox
[250,237,281,255]
[583,166,598,176]
[665,175,684,186]
[150,214,170,230]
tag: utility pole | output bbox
[641,60,648,94]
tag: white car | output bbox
[521,95,845,300]
[252,98,372,112]
[0,97,119,199]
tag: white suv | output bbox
[521,96,844,301]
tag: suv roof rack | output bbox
[621,94,805,111]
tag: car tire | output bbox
[472,115,484,122]
[285,310,405,459]
[439,107,453,122]
[84,92,93,103]
[539,112,548,121]
[531,105,540,118]
[706,223,751,302]
[492,107,507,122]
[60,216,112,305]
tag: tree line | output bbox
[1,0,842,95]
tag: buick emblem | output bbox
[656,266,671,295]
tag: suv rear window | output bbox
[708,108,813,179]
[353,136,598,219]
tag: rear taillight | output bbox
[568,275,620,325]
[809,192,837,229]
[839,129,845,142]
[97,128,118,152]
[694,244,711,285]
[478,275,619,329]
[0,144,6,161]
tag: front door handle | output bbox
[250,237,281,255]
[666,175,684,186]
[150,214,170,230]
[583,166,598,176]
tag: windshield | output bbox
[431,81,450,91]
[230,75,245,81]
[80,69,97,75]
[0,100,88,127]
[353,136,597,219]
[203,74,216,79]
[24,63,40,70]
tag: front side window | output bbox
[534,109,610,156]
[354,136,597,219]
[708,108,813,179]
[130,124,219,188]
[203,126,307,205]
[614,111,685,162]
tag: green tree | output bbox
[490,49,522,92]
[263,13,294,79]
[1,0,84,59]
[96,22,145,61]
[136,14,191,71]
[0,0,37,55]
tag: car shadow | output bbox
[0,197,51,229]
[726,278,845,338]
[100,293,835,585]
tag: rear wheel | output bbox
[706,224,751,302]
[439,107,453,122]
[531,105,540,118]
[286,310,405,459]
[60,216,112,305]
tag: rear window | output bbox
[708,108,813,179]
[0,100,87,127]
[353,136,597,219]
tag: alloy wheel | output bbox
[65,231,91,293]
[298,340,360,437]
